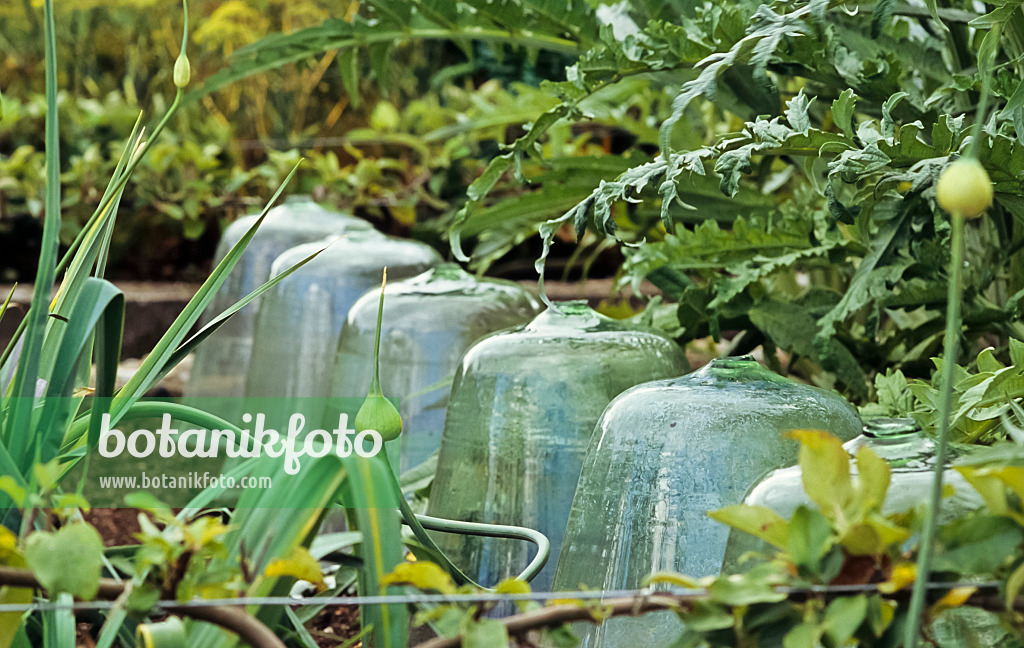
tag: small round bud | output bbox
[354,394,403,442]
[173,53,191,89]
[936,158,993,219]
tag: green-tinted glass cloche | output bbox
[552,356,862,648]
[331,264,541,471]
[244,231,441,400]
[426,301,689,592]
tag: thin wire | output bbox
[0,581,999,613]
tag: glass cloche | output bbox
[426,301,690,592]
[330,264,541,472]
[186,196,371,402]
[552,356,862,648]
[244,230,442,402]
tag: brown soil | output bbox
[304,604,363,647]
[84,508,142,547]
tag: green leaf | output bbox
[43,593,75,648]
[346,456,406,648]
[707,564,787,606]
[0,478,25,509]
[284,607,320,648]
[787,506,835,575]
[123,492,172,514]
[182,449,356,646]
[977,347,1005,373]
[956,466,1011,517]
[854,445,890,515]
[51,493,88,511]
[265,547,326,591]
[934,514,1023,575]
[787,430,854,516]
[643,572,703,589]
[832,89,857,138]
[816,211,909,354]
[784,623,822,648]
[33,278,124,463]
[932,115,965,154]
[1002,79,1024,119]
[0,286,16,330]
[921,0,948,32]
[708,505,789,549]
[1010,338,1024,368]
[110,163,303,421]
[25,524,104,600]
[462,618,509,648]
[880,92,907,139]
[1005,561,1024,609]
[540,624,579,648]
[785,90,813,135]
[338,47,360,109]
[659,4,812,152]
[683,600,734,632]
[3,0,63,472]
[839,522,883,556]
[94,605,129,648]
[0,552,31,648]
[748,299,866,398]
[977,24,1002,75]
[188,13,585,106]
[970,5,1018,29]
[126,584,161,614]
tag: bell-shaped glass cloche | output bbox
[186,196,370,401]
[244,230,442,401]
[723,418,984,570]
[426,301,689,592]
[331,264,541,472]
[551,356,861,648]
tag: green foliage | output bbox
[24,523,104,600]
[8,0,1024,400]
[131,503,239,603]
[386,433,1024,647]
[392,563,578,646]
[0,5,413,648]
[199,0,1024,400]
[665,431,1021,647]
[854,342,1024,444]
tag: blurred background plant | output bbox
[6,0,1024,414]
[0,0,599,281]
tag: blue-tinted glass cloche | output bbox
[186,196,370,401]
[244,231,442,400]
[426,301,689,592]
[331,264,541,472]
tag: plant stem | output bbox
[0,567,285,648]
[370,268,387,395]
[902,211,963,646]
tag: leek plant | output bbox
[0,1,369,647]
[1,4,549,648]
